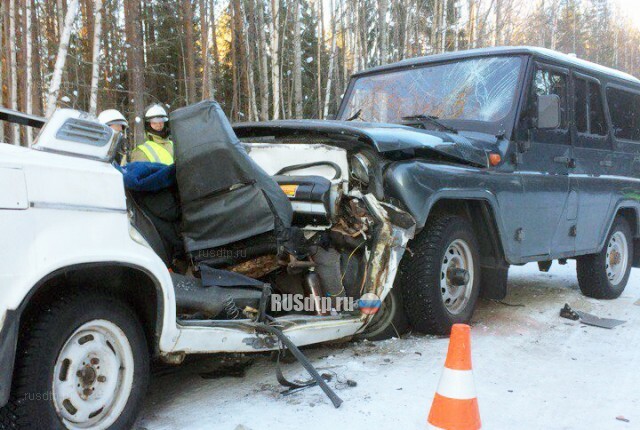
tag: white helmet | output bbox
[145,104,168,123]
[97,109,128,128]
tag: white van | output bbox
[0,103,414,429]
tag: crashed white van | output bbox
[0,102,414,429]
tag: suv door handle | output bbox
[553,156,576,168]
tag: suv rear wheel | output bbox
[577,217,634,299]
[0,290,149,429]
[399,214,481,335]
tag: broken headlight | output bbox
[351,153,371,185]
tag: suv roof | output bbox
[353,46,640,86]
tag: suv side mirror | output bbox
[537,94,561,129]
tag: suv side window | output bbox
[575,78,588,133]
[589,82,607,136]
[607,86,640,142]
[574,77,607,136]
[533,68,568,129]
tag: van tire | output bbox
[399,214,481,335]
[577,218,634,299]
[0,290,149,429]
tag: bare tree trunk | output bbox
[182,0,197,103]
[210,0,220,98]
[123,0,145,144]
[431,0,439,53]
[256,0,269,120]
[46,0,78,118]
[454,0,460,50]
[378,0,388,64]
[494,0,502,46]
[30,0,43,116]
[241,0,258,120]
[323,0,337,119]
[550,0,558,50]
[9,0,20,144]
[467,0,476,48]
[441,0,448,52]
[230,0,239,119]
[89,0,103,115]
[200,0,210,99]
[316,0,323,118]
[269,0,281,119]
[293,0,302,118]
[57,0,64,38]
[23,0,33,145]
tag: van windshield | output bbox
[340,56,523,126]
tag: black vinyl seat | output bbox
[170,100,299,267]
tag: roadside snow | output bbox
[137,261,640,430]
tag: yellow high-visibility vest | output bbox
[136,140,174,165]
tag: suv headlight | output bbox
[351,153,371,184]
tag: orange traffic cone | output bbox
[427,324,481,430]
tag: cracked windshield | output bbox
[341,56,522,125]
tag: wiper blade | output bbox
[346,109,362,121]
[401,114,458,134]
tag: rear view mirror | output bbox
[537,94,561,129]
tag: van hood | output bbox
[233,120,490,167]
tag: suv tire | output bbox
[0,290,149,429]
[577,217,634,299]
[399,214,481,335]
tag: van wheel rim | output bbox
[440,239,474,315]
[606,231,628,286]
[52,320,134,430]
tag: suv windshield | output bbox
[340,56,523,127]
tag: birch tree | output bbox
[9,0,19,144]
[89,0,103,115]
[293,0,303,118]
[256,0,270,120]
[24,0,33,145]
[269,0,281,119]
[378,0,388,64]
[46,0,79,118]
[323,0,337,119]
[441,0,448,52]
[241,0,258,120]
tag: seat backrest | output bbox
[170,100,293,253]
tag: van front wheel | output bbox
[0,291,149,429]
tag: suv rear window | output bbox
[607,87,640,141]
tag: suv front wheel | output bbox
[577,217,634,299]
[399,214,481,335]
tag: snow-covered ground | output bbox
[137,261,640,430]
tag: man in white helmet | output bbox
[97,109,128,133]
[129,104,174,164]
[98,109,129,164]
